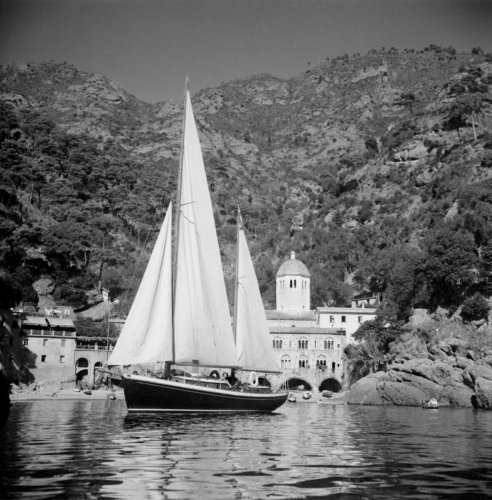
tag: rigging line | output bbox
[180,213,196,226]
[180,201,197,208]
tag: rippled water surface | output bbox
[1,399,491,499]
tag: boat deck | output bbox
[171,375,274,393]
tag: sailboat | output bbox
[108,85,288,412]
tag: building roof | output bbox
[317,306,377,314]
[269,327,346,335]
[22,316,49,327]
[76,300,111,321]
[352,290,377,300]
[276,251,310,278]
[46,317,75,328]
[22,315,75,328]
[265,309,316,321]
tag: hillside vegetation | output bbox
[1,46,492,328]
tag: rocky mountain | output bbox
[1,46,492,315]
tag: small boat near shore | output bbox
[108,82,287,413]
[422,398,439,409]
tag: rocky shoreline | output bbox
[347,338,492,410]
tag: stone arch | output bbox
[75,357,89,384]
[286,377,313,391]
[319,377,342,393]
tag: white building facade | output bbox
[21,314,77,382]
[317,306,377,344]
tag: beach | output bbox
[10,387,123,401]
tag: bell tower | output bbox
[276,251,310,312]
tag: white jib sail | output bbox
[173,91,239,367]
[235,221,280,372]
[108,203,174,366]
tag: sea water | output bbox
[1,399,491,499]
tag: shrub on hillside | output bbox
[461,293,490,322]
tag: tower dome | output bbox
[276,251,310,278]
[276,252,310,312]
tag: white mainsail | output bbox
[108,203,174,366]
[173,90,239,367]
[235,215,280,372]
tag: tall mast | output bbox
[171,76,189,363]
[233,206,242,343]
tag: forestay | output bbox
[108,203,174,366]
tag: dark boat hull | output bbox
[123,375,288,413]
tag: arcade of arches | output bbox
[285,376,342,393]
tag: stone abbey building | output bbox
[267,252,376,394]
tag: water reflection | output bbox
[1,401,491,499]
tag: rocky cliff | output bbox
[347,315,492,409]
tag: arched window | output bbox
[299,356,309,368]
[298,338,308,350]
[272,338,282,349]
[324,338,334,350]
[316,356,327,368]
[281,356,291,368]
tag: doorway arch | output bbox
[75,357,89,385]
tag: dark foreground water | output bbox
[1,400,491,499]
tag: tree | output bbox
[445,94,484,140]
[43,221,95,270]
[0,102,18,144]
[458,94,484,140]
[0,272,22,308]
[398,92,417,115]
[418,225,478,308]
[346,318,405,384]
[461,293,489,322]
[368,245,421,322]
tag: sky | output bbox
[1,0,492,103]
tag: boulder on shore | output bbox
[472,377,492,410]
[347,357,491,408]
